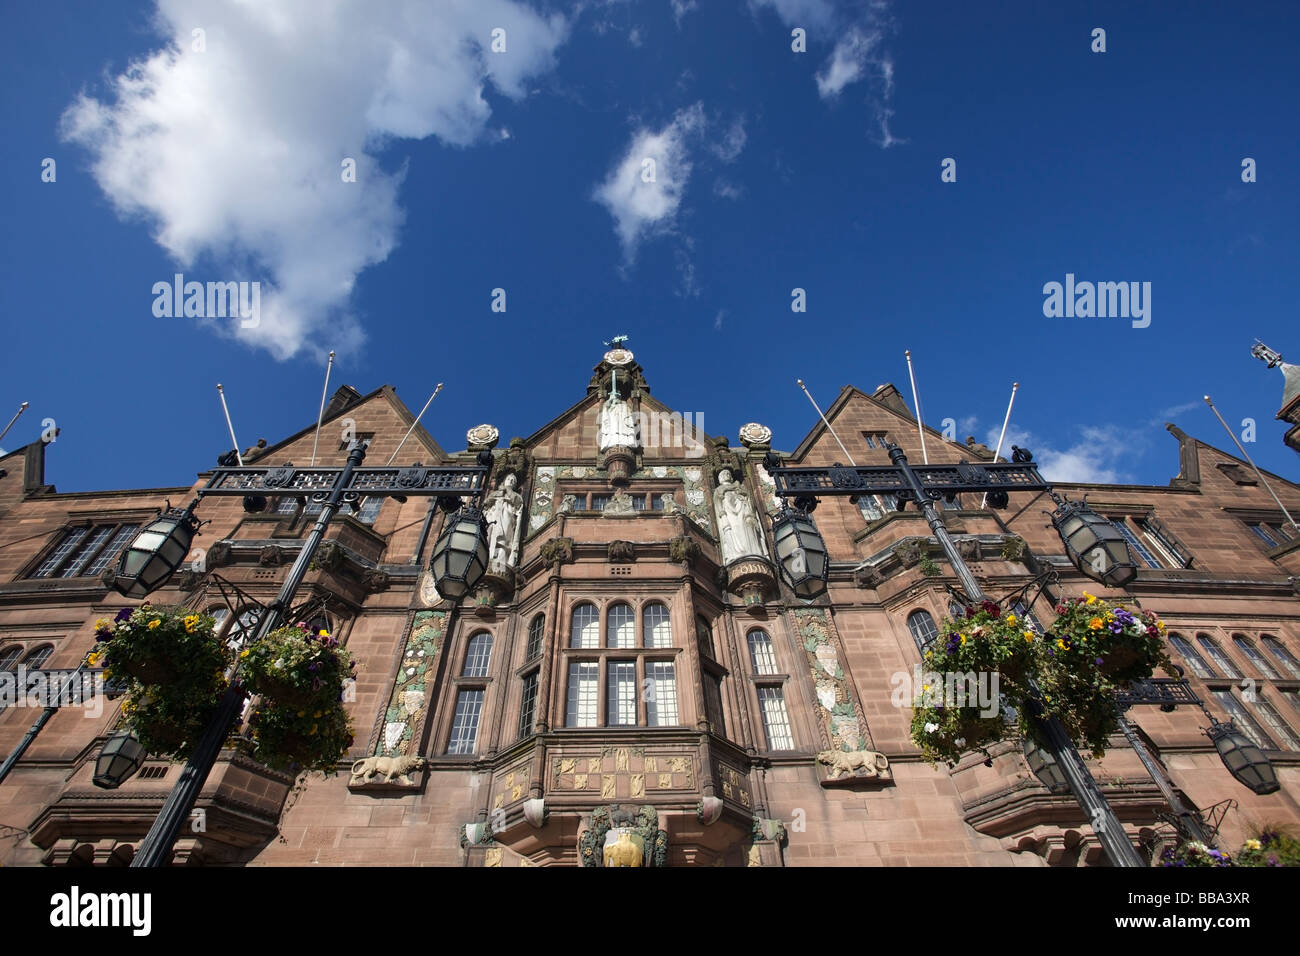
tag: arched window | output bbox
[0,645,22,670]
[1262,636,1300,679]
[695,615,714,658]
[907,610,939,653]
[643,603,671,649]
[570,603,599,649]
[747,629,778,675]
[463,632,493,677]
[1232,635,1281,679]
[607,603,635,648]
[1168,633,1214,679]
[206,606,230,635]
[1197,635,1241,679]
[22,644,54,669]
[525,615,545,662]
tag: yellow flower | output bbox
[312,711,322,718]
[1005,614,1017,626]
[1083,593,1097,605]
[147,619,161,630]
[1244,839,1262,851]
[1088,618,1103,630]
[959,635,967,645]
[1023,632,1034,643]
[240,649,250,659]
[1157,621,1166,632]
[318,630,330,638]
[87,651,103,667]
[1056,639,1067,650]
[95,618,112,631]
[297,710,306,718]
[184,614,200,633]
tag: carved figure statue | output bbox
[660,492,683,515]
[815,749,890,780]
[713,469,766,563]
[603,830,644,867]
[482,473,524,570]
[350,754,428,786]
[597,391,639,451]
[557,493,577,515]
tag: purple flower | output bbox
[1108,621,1124,634]
[308,661,320,672]
[945,633,961,653]
[114,608,133,622]
[1096,657,1104,666]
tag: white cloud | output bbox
[753,0,901,146]
[713,177,743,200]
[710,116,747,162]
[714,308,727,330]
[61,0,568,360]
[988,424,1134,485]
[816,27,879,98]
[592,102,705,257]
[671,0,699,25]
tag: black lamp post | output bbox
[1207,718,1280,795]
[763,442,1148,867]
[98,439,491,867]
[93,730,146,789]
[111,504,201,599]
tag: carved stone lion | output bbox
[815,749,890,780]
[350,754,427,786]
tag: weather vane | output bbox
[603,334,629,348]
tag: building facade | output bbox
[2,346,1299,867]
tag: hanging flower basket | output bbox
[910,596,1172,765]
[909,601,1036,766]
[241,624,356,709]
[93,606,231,688]
[118,675,230,760]
[244,699,354,775]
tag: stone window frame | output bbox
[20,515,149,582]
[441,621,501,756]
[557,595,684,730]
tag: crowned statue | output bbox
[713,469,767,563]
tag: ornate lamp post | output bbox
[93,730,147,789]
[763,442,1147,867]
[100,440,492,867]
[1207,718,1280,795]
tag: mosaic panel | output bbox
[792,607,873,753]
[375,609,447,756]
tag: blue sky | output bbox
[2,0,1297,492]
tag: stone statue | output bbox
[597,389,639,451]
[557,493,577,515]
[349,754,428,786]
[713,469,766,563]
[603,830,644,867]
[815,748,890,780]
[660,492,683,515]
[604,490,635,515]
[482,473,524,570]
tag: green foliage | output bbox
[244,700,354,774]
[241,624,355,708]
[909,593,1172,767]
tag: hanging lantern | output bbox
[1022,736,1070,794]
[429,504,489,601]
[1050,496,1137,588]
[93,730,146,789]
[112,503,200,599]
[770,506,829,599]
[1207,719,1279,795]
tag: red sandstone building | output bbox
[2,346,1298,867]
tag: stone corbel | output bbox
[697,796,724,826]
[540,537,574,568]
[607,540,636,563]
[259,545,286,567]
[523,798,547,829]
[360,568,390,594]
[668,536,701,564]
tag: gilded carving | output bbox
[601,775,617,799]
[630,774,645,798]
[575,773,589,790]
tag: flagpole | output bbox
[981,382,1020,509]
[796,379,856,465]
[1204,395,1299,531]
[388,383,444,466]
[905,350,929,464]
[216,384,243,467]
[310,350,336,466]
[0,402,29,446]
